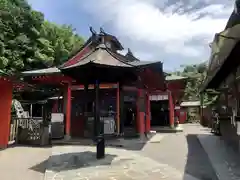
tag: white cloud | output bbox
[80,0,232,69]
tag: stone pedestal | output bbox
[64,135,71,141]
[40,127,50,146]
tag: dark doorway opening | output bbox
[122,101,137,137]
[150,100,169,126]
[123,102,136,127]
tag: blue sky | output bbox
[28,0,233,71]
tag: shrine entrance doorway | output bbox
[123,102,137,127]
[122,91,138,137]
[151,100,169,126]
[150,93,170,127]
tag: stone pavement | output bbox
[0,146,51,180]
[198,134,240,180]
[2,124,240,180]
[45,145,200,180]
[141,124,219,180]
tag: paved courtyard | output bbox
[45,146,199,180]
[1,124,240,180]
[141,124,219,180]
[0,146,51,180]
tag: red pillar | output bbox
[146,92,151,133]
[0,80,12,148]
[168,90,174,128]
[136,89,145,135]
[64,83,71,139]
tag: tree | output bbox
[178,63,207,100]
[0,0,84,74]
[39,21,84,66]
[174,62,218,105]
[0,0,45,73]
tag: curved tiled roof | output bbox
[165,74,187,81]
[21,67,61,76]
[201,1,240,91]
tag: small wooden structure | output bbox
[180,101,200,123]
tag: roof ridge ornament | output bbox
[100,27,106,35]
[235,0,240,14]
[90,26,97,35]
[127,48,134,56]
[125,48,140,62]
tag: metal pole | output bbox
[84,83,89,137]
[94,80,100,137]
[95,80,105,159]
[30,104,33,117]
[119,85,124,136]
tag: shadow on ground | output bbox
[31,151,119,173]
[30,135,155,174]
[30,158,49,173]
[184,134,218,180]
[51,134,158,151]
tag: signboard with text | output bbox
[150,94,168,101]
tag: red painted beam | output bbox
[71,83,118,90]
[32,75,73,84]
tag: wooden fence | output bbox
[8,117,48,145]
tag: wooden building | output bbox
[0,28,187,145]
[180,101,200,123]
[0,27,186,148]
[201,1,240,151]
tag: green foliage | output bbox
[40,21,84,66]
[0,0,84,74]
[173,63,219,106]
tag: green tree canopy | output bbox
[173,62,219,105]
[0,0,84,74]
[40,21,84,66]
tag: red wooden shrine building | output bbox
[0,28,187,148]
[0,73,35,148]
[0,76,12,148]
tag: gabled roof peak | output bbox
[125,48,140,62]
[126,48,134,56]
[96,43,107,49]
[89,26,124,50]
